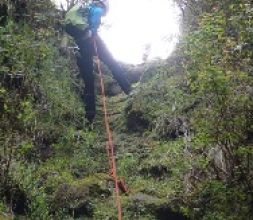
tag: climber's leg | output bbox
[76,38,96,123]
[95,36,131,94]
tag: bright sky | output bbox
[53,0,181,64]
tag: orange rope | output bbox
[93,38,123,220]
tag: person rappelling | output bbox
[64,0,131,123]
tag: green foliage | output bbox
[0,1,97,218]
[0,200,8,214]
[187,180,251,220]
[118,153,139,177]
[0,0,252,219]
[10,162,51,219]
[120,0,253,219]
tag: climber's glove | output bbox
[91,28,98,37]
[85,29,93,39]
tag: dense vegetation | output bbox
[0,0,252,219]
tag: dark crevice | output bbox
[154,206,189,220]
[0,3,8,26]
[2,186,29,215]
[126,110,150,132]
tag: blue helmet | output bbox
[93,0,109,14]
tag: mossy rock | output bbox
[78,173,112,197]
[124,99,150,132]
[139,164,172,179]
[53,182,89,210]
[125,193,188,220]
[53,173,111,216]
[154,116,187,140]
